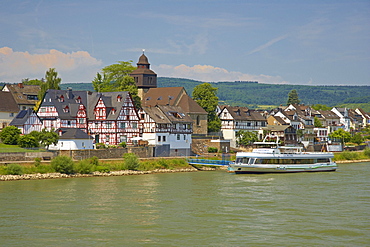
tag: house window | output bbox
[67,121,71,126]
[106,135,110,143]
[61,142,63,147]
[95,123,99,129]
[79,118,84,124]
[132,123,137,129]
[158,136,161,142]
[177,134,180,140]
[40,108,46,113]
[120,135,127,143]
[196,116,200,126]
[107,122,112,129]
[140,114,145,120]
[183,135,186,140]
[163,136,166,142]
[120,122,126,129]
[9,113,14,117]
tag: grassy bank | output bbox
[333,148,370,162]
[0,143,46,153]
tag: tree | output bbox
[37,68,62,104]
[311,104,331,111]
[51,156,74,174]
[22,78,44,86]
[351,133,364,145]
[314,116,323,128]
[38,129,59,149]
[328,128,351,143]
[192,83,221,132]
[287,89,300,105]
[17,135,39,148]
[0,126,21,145]
[92,61,141,108]
[235,130,258,147]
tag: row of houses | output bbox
[218,103,370,150]
[1,53,369,155]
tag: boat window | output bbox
[316,158,330,163]
[248,158,255,164]
[236,157,250,164]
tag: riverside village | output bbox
[1,53,370,178]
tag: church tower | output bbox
[130,51,157,99]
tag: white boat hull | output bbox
[230,163,337,174]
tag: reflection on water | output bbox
[0,163,369,246]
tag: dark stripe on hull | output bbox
[234,169,337,174]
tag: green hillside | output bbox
[57,78,370,112]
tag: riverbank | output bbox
[0,167,201,181]
[336,159,370,163]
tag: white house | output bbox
[48,128,94,150]
[138,105,193,156]
[219,106,267,148]
[9,109,43,134]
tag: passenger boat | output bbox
[229,137,337,174]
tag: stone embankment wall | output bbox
[0,152,56,162]
[61,146,153,160]
[0,146,154,163]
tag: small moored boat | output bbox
[229,137,337,174]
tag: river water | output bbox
[0,162,369,246]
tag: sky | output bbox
[1,0,369,86]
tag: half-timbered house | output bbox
[219,106,267,148]
[38,89,88,131]
[9,108,42,134]
[87,91,140,145]
[37,89,140,146]
[138,105,193,156]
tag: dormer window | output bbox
[76,96,81,103]
[117,95,122,102]
[63,106,69,113]
[112,109,116,115]
[59,95,64,102]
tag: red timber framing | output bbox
[38,89,140,146]
[89,93,140,145]
[76,104,87,129]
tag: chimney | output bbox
[18,83,24,88]
[58,129,63,136]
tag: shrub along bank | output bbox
[333,148,370,162]
[0,154,193,177]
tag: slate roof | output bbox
[56,128,93,139]
[42,89,88,120]
[2,83,40,106]
[142,87,207,115]
[9,108,39,126]
[319,110,340,119]
[263,125,295,132]
[224,106,266,121]
[0,91,19,112]
[272,115,288,125]
[130,53,156,75]
[87,91,130,120]
[142,105,193,124]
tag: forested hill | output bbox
[53,77,370,111]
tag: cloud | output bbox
[153,64,289,84]
[0,47,102,83]
[247,34,288,55]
